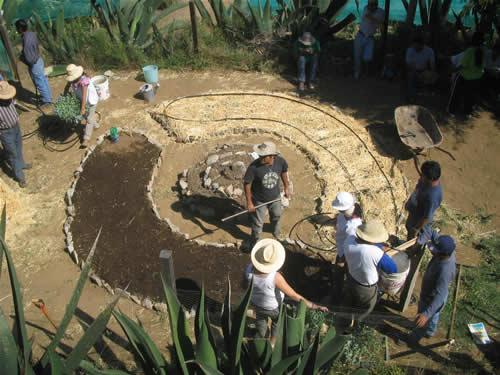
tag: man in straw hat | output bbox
[245,239,328,343]
[243,141,290,251]
[0,81,31,188]
[293,32,320,91]
[331,191,363,300]
[337,220,397,333]
[406,233,456,345]
[15,19,52,108]
[353,0,384,80]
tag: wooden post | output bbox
[447,264,462,340]
[160,250,176,294]
[0,12,21,82]
[188,0,199,54]
[380,0,391,70]
[398,245,425,312]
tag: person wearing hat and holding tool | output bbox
[405,160,443,243]
[331,191,363,300]
[353,0,385,80]
[293,32,320,91]
[243,141,291,251]
[407,232,456,345]
[15,19,53,109]
[337,220,397,333]
[0,81,31,187]
[245,238,328,343]
[64,64,100,148]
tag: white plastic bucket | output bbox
[139,84,156,103]
[378,252,410,295]
[91,75,110,101]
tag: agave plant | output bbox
[91,0,187,49]
[0,205,125,374]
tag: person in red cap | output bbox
[408,233,456,345]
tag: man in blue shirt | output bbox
[408,233,456,344]
[405,160,443,243]
[15,19,52,108]
[337,220,397,333]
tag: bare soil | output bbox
[1,65,498,372]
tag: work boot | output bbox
[18,180,27,188]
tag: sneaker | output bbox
[298,82,305,91]
[22,163,32,170]
[308,82,316,90]
[18,180,27,188]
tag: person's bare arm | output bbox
[63,82,70,95]
[281,171,290,198]
[244,182,256,212]
[275,272,328,311]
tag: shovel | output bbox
[221,193,290,222]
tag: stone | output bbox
[142,298,153,310]
[182,169,188,178]
[203,178,212,188]
[220,152,233,159]
[179,179,188,190]
[104,70,115,78]
[225,184,234,195]
[206,154,219,165]
[154,302,168,313]
[233,188,243,197]
[211,182,219,190]
[205,166,212,176]
[90,273,103,287]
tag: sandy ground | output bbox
[1,65,499,372]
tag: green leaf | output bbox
[189,359,224,375]
[112,310,167,374]
[79,360,130,374]
[248,0,264,33]
[270,303,286,367]
[47,349,64,375]
[64,292,122,374]
[315,330,348,371]
[245,338,272,372]
[0,309,19,375]
[161,274,194,374]
[296,332,319,375]
[284,301,307,370]
[194,0,215,26]
[42,229,102,367]
[0,236,32,374]
[195,285,218,369]
[262,0,273,33]
[153,2,188,23]
[229,277,253,373]
[267,352,305,375]
[351,369,371,375]
[221,277,232,354]
[55,9,65,46]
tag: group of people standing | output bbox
[243,142,456,347]
[0,20,100,187]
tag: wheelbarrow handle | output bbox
[221,198,282,222]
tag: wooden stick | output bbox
[447,264,462,340]
[385,237,417,257]
[221,198,281,222]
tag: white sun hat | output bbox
[355,220,389,244]
[332,192,355,211]
[253,141,279,157]
[251,238,286,274]
[66,64,84,82]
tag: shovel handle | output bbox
[221,198,281,222]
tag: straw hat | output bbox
[251,239,286,274]
[66,64,84,82]
[299,32,315,46]
[0,81,16,100]
[332,192,355,211]
[253,141,279,157]
[355,220,388,243]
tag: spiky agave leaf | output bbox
[0,309,18,375]
[195,285,218,369]
[0,204,6,278]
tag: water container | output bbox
[142,65,159,84]
[139,84,156,103]
[378,252,411,295]
[91,75,110,101]
[109,127,119,143]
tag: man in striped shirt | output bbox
[0,81,31,188]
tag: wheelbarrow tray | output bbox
[394,105,442,151]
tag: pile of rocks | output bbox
[177,144,257,219]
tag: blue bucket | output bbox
[142,65,158,84]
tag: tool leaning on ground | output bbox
[221,192,290,222]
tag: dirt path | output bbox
[1,66,498,372]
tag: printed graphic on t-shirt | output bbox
[263,171,279,189]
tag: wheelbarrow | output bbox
[394,105,443,155]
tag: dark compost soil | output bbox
[70,134,330,303]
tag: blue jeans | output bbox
[0,125,26,182]
[29,57,52,104]
[353,32,375,79]
[297,55,318,83]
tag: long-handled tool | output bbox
[221,194,289,222]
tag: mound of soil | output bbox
[70,134,248,301]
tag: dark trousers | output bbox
[254,305,280,338]
[0,124,26,182]
[448,74,482,115]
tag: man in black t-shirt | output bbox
[243,141,291,250]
